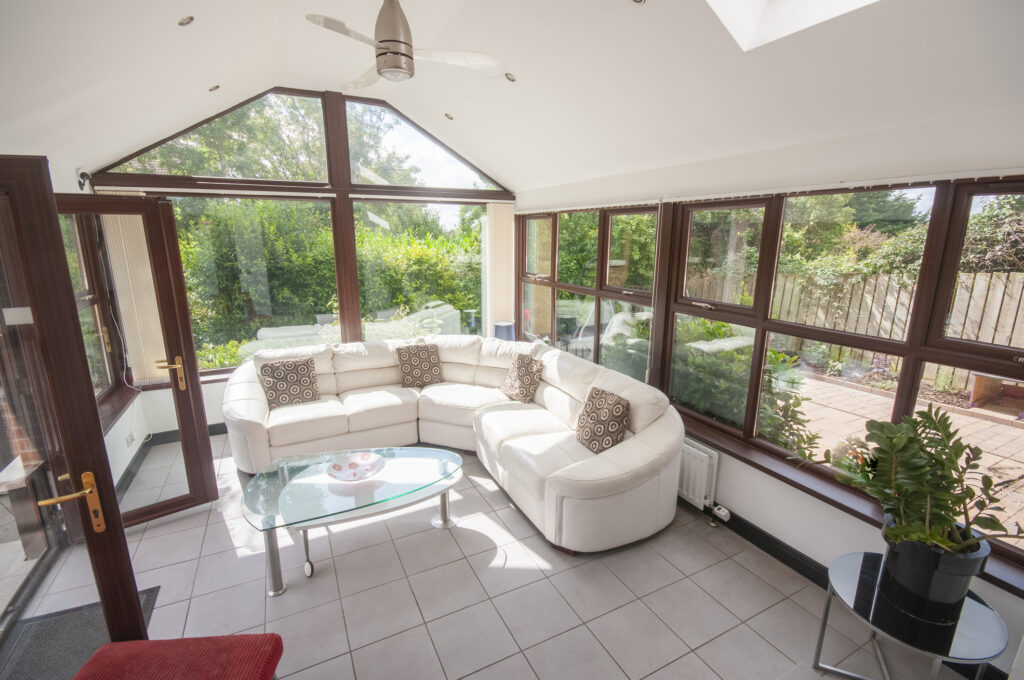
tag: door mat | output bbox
[0,586,159,680]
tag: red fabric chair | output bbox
[73,634,283,680]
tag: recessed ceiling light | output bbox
[208,85,220,92]
[504,72,516,82]
[178,16,194,26]
[444,113,454,120]
[632,0,646,4]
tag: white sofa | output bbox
[223,335,684,552]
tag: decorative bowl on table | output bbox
[326,452,385,482]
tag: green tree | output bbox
[557,211,599,286]
[848,191,922,236]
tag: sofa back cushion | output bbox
[254,344,336,396]
[331,340,403,391]
[532,382,581,428]
[475,337,542,388]
[423,334,482,384]
[539,349,601,403]
[590,367,670,433]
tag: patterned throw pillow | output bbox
[576,387,630,453]
[501,353,543,403]
[258,357,319,409]
[395,343,444,387]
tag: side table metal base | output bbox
[431,490,456,529]
[264,528,287,597]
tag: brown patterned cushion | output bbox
[500,353,543,403]
[258,357,319,409]
[576,387,630,453]
[395,343,444,387]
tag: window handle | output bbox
[692,302,716,311]
[1014,356,1024,365]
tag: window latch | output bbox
[692,302,716,311]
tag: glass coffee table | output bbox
[242,446,462,596]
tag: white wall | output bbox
[715,453,1024,672]
[139,381,228,434]
[101,394,148,482]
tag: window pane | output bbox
[556,291,595,359]
[525,217,552,276]
[59,214,88,295]
[684,206,763,306]
[756,332,900,458]
[944,194,1024,350]
[916,363,1024,535]
[668,314,755,428]
[112,94,327,182]
[557,211,599,287]
[772,189,935,340]
[173,197,337,369]
[356,202,485,341]
[599,300,652,381]
[522,283,551,343]
[78,307,110,394]
[347,101,498,190]
[608,212,657,291]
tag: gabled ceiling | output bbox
[2,0,1023,210]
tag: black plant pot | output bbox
[878,515,990,624]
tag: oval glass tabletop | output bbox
[242,447,462,531]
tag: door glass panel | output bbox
[772,189,935,340]
[556,291,595,359]
[684,206,763,306]
[78,307,111,395]
[525,217,553,277]
[943,194,1024,350]
[522,283,551,344]
[599,300,652,381]
[59,214,88,295]
[557,211,599,287]
[607,212,657,292]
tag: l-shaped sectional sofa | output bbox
[223,334,685,552]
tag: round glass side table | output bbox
[813,552,1007,680]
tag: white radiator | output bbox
[678,436,720,509]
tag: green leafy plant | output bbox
[797,404,1023,552]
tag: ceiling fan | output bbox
[306,0,510,90]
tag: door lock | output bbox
[38,471,106,533]
[155,356,187,391]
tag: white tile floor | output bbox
[25,434,970,680]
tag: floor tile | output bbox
[519,534,593,574]
[200,515,264,556]
[408,559,488,621]
[158,482,191,501]
[192,546,266,596]
[266,558,340,622]
[394,528,463,575]
[384,501,441,539]
[732,546,812,596]
[464,653,538,680]
[133,558,198,607]
[449,511,517,556]
[183,579,265,637]
[278,527,333,571]
[129,466,171,491]
[267,600,349,677]
[690,523,751,557]
[644,652,721,680]
[587,600,689,679]
[600,544,684,597]
[33,582,98,615]
[494,507,538,540]
[467,541,546,597]
[789,584,872,645]
[749,599,857,667]
[351,625,445,680]
[284,654,354,680]
[696,624,795,680]
[327,518,392,556]
[549,561,635,621]
[648,527,728,575]
[690,558,785,620]
[334,541,406,597]
[492,578,581,648]
[642,579,739,648]
[48,548,96,593]
[341,578,423,649]
[147,600,188,640]
[427,601,519,679]
[524,626,627,680]
[133,526,205,572]
[449,486,495,518]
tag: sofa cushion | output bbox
[475,339,546,388]
[267,396,348,447]
[420,383,509,427]
[539,349,601,403]
[576,387,630,453]
[589,369,670,433]
[257,358,319,409]
[395,344,444,388]
[254,345,337,396]
[339,385,419,432]
[500,353,544,403]
[474,402,570,454]
[501,432,594,499]
[532,382,582,428]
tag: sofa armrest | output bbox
[545,408,684,500]
[222,362,271,474]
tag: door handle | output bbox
[155,355,187,391]
[38,471,106,533]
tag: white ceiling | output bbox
[1,0,1023,210]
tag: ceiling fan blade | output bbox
[341,66,382,92]
[306,14,382,49]
[414,50,505,78]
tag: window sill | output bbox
[680,412,1024,600]
[97,384,140,435]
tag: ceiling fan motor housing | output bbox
[375,0,414,81]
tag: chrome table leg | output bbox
[432,489,456,529]
[264,528,287,597]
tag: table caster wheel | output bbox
[303,560,314,578]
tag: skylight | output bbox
[706,0,880,51]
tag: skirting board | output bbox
[695,502,1010,680]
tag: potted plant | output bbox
[796,404,1023,623]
